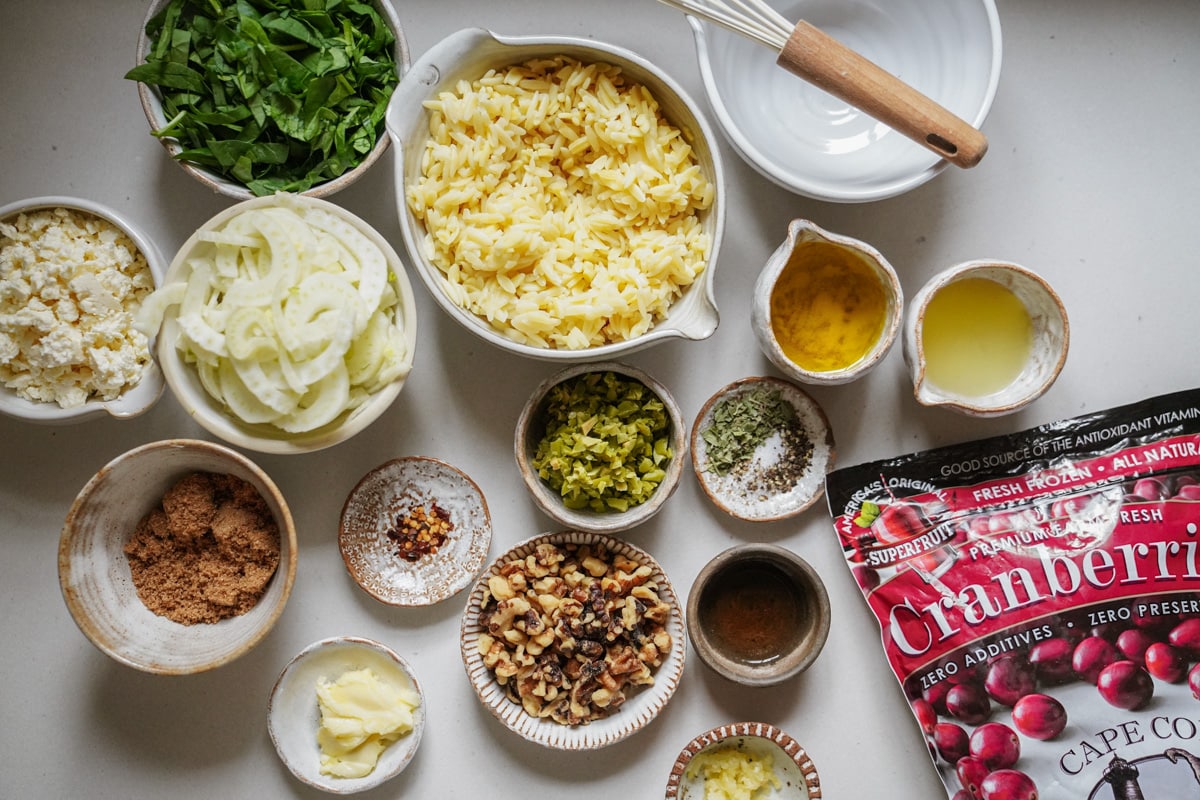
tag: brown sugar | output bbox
[124,472,281,625]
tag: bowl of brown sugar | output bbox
[58,439,297,674]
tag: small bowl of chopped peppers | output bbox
[338,456,493,607]
[127,0,407,199]
[515,362,688,534]
[690,376,835,523]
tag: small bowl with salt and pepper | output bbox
[691,376,834,522]
[752,219,903,386]
[338,456,493,607]
[687,544,831,687]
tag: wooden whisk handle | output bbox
[777,20,988,169]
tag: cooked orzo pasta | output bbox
[406,56,714,350]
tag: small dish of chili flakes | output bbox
[339,456,492,606]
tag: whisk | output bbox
[656,0,988,168]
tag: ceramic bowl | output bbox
[385,27,724,361]
[687,544,830,687]
[691,377,835,522]
[666,722,822,799]
[752,219,903,386]
[268,636,425,794]
[516,362,687,533]
[461,530,686,749]
[339,456,492,606]
[132,0,408,200]
[0,196,166,423]
[903,259,1069,417]
[150,193,417,454]
[58,439,297,674]
[688,0,1002,202]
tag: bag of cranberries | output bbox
[825,388,1200,800]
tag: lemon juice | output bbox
[921,277,1033,397]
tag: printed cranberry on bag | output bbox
[826,388,1200,799]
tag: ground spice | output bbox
[123,472,280,625]
[386,504,452,561]
[744,416,815,499]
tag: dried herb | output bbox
[702,387,797,476]
[125,0,399,196]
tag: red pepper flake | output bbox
[386,503,453,561]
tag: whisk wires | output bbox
[656,0,794,51]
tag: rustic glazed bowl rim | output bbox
[460,529,686,750]
[665,721,822,799]
[337,455,492,607]
[686,543,831,686]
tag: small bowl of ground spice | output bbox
[58,438,297,674]
[515,362,687,534]
[338,456,492,606]
[690,377,835,523]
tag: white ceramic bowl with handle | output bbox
[386,28,724,361]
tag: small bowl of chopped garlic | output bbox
[666,722,822,799]
[515,362,688,534]
[268,636,425,794]
[0,196,166,424]
[141,192,418,454]
[387,28,725,361]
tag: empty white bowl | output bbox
[0,196,165,423]
[386,28,724,361]
[268,636,425,794]
[132,0,409,200]
[58,439,297,674]
[688,0,1002,202]
[151,193,417,454]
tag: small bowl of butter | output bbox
[751,219,903,386]
[268,636,425,794]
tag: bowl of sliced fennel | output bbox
[138,192,417,454]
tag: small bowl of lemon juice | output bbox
[904,260,1069,417]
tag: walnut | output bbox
[476,540,674,726]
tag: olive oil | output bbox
[769,241,888,373]
[921,277,1033,397]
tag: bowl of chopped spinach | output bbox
[515,362,687,534]
[127,0,407,199]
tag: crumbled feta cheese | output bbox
[0,206,154,408]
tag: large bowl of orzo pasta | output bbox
[386,28,725,362]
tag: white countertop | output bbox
[3,1,1199,797]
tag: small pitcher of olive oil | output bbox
[752,219,904,385]
[904,260,1069,416]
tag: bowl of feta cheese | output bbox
[0,196,166,423]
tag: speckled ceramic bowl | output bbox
[666,722,822,799]
[58,439,297,674]
[691,377,835,522]
[0,196,166,424]
[686,545,830,687]
[268,636,425,795]
[461,530,686,750]
[339,457,492,606]
[516,362,687,533]
[132,0,409,200]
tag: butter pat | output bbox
[686,745,782,800]
[316,667,420,779]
